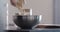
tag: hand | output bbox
[10,0,25,8]
[10,0,16,6]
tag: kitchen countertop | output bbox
[5,29,60,32]
[5,24,60,32]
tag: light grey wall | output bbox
[8,0,54,24]
[26,0,53,24]
[54,0,60,24]
[22,0,54,24]
[0,0,7,32]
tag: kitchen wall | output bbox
[24,0,54,24]
[0,0,7,32]
[54,0,60,24]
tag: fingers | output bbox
[10,0,16,6]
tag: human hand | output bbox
[10,0,17,6]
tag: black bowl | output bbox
[13,15,39,29]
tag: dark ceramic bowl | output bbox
[13,15,40,29]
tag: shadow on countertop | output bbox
[35,25,60,29]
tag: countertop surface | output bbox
[5,24,60,32]
[5,29,60,32]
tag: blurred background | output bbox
[0,0,60,32]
